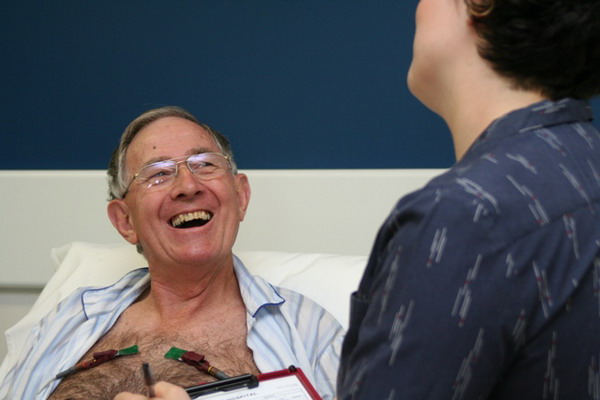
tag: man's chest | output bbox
[48,316,259,399]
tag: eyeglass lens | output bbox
[137,153,229,189]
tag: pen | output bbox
[142,363,156,398]
[185,374,259,397]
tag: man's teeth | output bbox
[171,211,212,227]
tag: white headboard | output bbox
[0,169,443,288]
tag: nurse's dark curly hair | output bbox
[465,0,600,100]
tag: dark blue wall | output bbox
[1,1,598,170]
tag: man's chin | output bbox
[168,247,231,267]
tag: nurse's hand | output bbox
[113,381,191,400]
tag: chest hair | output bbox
[49,318,259,399]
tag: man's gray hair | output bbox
[107,106,237,200]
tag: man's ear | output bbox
[107,199,139,245]
[234,173,251,221]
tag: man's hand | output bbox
[113,381,191,400]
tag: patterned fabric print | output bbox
[338,99,600,400]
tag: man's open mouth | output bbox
[170,211,213,229]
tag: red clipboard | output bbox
[257,365,322,400]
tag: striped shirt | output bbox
[0,256,343,399]
[338,98,600,399]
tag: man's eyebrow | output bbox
[189,147,215,155]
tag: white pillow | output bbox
[37,242,365,329]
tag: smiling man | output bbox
[0,107,342,399]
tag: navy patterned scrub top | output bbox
[338,99,600,400]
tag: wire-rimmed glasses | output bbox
[122,152,232,197]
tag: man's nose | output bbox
[170,164,204,198]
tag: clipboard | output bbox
[185,365,322,400]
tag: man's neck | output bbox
[139,258,244,327]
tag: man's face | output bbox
[108,116,250,269]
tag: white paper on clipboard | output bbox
[190,367,322,400]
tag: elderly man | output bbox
[337,0,600,399]
[0,106,342,399]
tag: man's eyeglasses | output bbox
[123,152,232,197]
